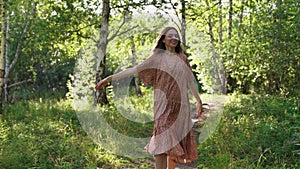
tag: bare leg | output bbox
[167,156,176,169]
[154,154,167,169]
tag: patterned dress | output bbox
[135,51,198,163]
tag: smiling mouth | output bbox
[171,41,178,45]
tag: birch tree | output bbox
[95,0,140,105]
[4,4,35,103]
[180,0,187,50]
[130,35,142,97]
[217,0,226,94]
[95,0,110,105]
[0,0,6,114]
[204,0,223,93]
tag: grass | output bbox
[196,94,300,169]
[0,98,142,169]
[0,93,299,168]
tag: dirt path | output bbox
[145,158,198,169]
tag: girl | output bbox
[95,27,202,169]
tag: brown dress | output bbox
[135,52,198,163]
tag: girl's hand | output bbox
[197,101,202,118]
[95,76,112,90]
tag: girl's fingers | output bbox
[95,80,107,90]
[95,76,112,90]
[196,103,202,117]
[197,108,202,117]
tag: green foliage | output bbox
[197,94,300,169]
[106,13,168,74]
[1,92,299,168]
[187,0,300,95]
[2,0,300,167]
[0,98,140,168]
[3,0,299,101]
[227,0,300,95]
[187,25,217,93]
[5,0,99,99]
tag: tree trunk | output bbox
[95,0,110,105]
[226,0,233,93]
[5,19,30,82]
[4,13,9,102]
[4,4,34,103]
[0,0,7,114]
[205,0,222,93]
[217,0,227,94]
[235,0,244,56]
[228,0,233,42]
[130,35,142,97]
[180,0,187,50]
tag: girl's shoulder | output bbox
[177,53,188,61]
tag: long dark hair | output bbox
[153,27,184,54]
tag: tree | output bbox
[95,0,110,105]
[130,35,142,97]
[217,0,226,94]
[183,0,229,94]
[3,0,99,102]
[0,0,6,114]
[202,0,226,94]
[4,3,36,103]
[94,0,158,105]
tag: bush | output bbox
[1,94,298,168]
[0,99,137,168]
[197,94,300,169]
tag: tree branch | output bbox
[107,15,127,42]
[169,0,182,24]
[111,1,150,9]
[108,25,138,43]
[107,13,139,43]
[186,2,219,20]
[66,22,99,39]
[6,79,32,89]
[150,2,181,30]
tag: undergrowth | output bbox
[0,93,299,168]
[0,98,145,169]
[197,94,299,169]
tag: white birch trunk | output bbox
[205,0,222,93]
[180,0,187,50]
[235,0,244,56]
[4,13,9,102]
[3,4,35,103]
[95,0,110,105]
[0,0,7,114]
[228,0,233,42]
[130,35,142,97]
[217,0,227,94]
[226,0,233,92]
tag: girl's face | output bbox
[163,29,179,49]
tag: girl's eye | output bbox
[167,35,178,38]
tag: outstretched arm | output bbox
[95,67,138,90]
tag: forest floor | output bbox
[1,94,299,168]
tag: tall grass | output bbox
[0,99,138,169]
[0,93,299,168]
[197,94,300,169]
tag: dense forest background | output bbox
[0,0,299,168]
